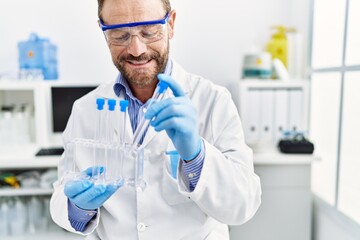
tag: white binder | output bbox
[274,89,289,142]
[288,89,304,132]
[243,89,260,144]
[259,90,274,145]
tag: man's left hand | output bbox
[145,74,201,160]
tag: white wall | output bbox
[312,196,360,240]
[0,0,117,84]
[0,0,310,88]
[171,0,310,88]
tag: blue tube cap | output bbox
[96,98,105,110]
[108,99,116,111]
[158,81,169,94]
[120,100,129,112]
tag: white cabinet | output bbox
[0,153,82,240]
[0,82,81,240]
[230,80,310,152]
[229,152,314,240]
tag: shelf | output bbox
[0,80,42,90]
[0,157,60,169]
[240,79,310,89]
[0,188,53,197]
[0,144,60,169]
[253,148,319,165]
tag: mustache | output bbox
[120,52,160,62]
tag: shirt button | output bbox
[137,223,147,232]
[188,173,196,178]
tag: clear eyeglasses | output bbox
[100,12,170,46]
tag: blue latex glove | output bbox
[64,167,122,210]
[145,74,202,160]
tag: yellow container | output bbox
[266,26,295,68]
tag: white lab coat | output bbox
[50,61,261,240]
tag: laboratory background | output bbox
[0,0,359,239]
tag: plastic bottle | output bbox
[0,199,10,237]
[9,197,27,236]
[287,30,304,79]
[0,106,14,144]
[42,197,52,230]
[27,196,43,233]
[266,26,296,69]
[13,105,31,144]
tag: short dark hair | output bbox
[97,0,171,18]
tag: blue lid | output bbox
[108,99,116,111]
[96,98,105,110]
[119,100,129,112]
[158,81,169,94]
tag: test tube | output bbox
[102,99,116,184]
[106,99,117,143]
[94,98,105,141]
[93,98,105,182]
[119,100,129,145]
[135,147,146,190]
[132,80,169,147]
[117,100,128,185]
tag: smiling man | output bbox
[50,0,261,239]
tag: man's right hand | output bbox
[64,167,122,210]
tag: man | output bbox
[50,0,261,239]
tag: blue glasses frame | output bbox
[100,13,170,31]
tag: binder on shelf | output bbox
[237,80,309,151]
[243,89,260,144]
[288,89,304,132]
[258,90,274,145]
[274,89,289,142]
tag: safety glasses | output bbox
[100,13,170,46]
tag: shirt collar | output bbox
[113,58,173,101]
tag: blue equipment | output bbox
[18,33,58,80]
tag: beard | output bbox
[113,44,169,88]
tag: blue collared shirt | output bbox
[68,59,205,232]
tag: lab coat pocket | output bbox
[161,156,192,206]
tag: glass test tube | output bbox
[117,100,129,185]
[93,98,105,182]
[132,80,169,147]
[119,100,129,145]
[135,148,146,190]
[103,99,116,184]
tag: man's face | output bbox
[101,0,175,88]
